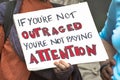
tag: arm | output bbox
[100,39,116,80]
[102,39,116,60]
[0,25,4,53]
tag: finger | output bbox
[59,60,70,68]
[54,61,66,70]
[101,66,112,80]
[54,61,59,66]
[58,63,66,70]
[106,66,113,76]
[102,69,111,80]
[101,73,108,80]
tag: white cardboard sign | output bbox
[13,2,108,71]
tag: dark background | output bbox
[86,0,111,32]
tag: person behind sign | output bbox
[0,0,82,80]
[50,0,83,5]
[99,0,120,80]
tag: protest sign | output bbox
[13,2,108,71]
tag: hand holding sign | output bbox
[54,60,71,72]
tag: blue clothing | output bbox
[99,0,120,79]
